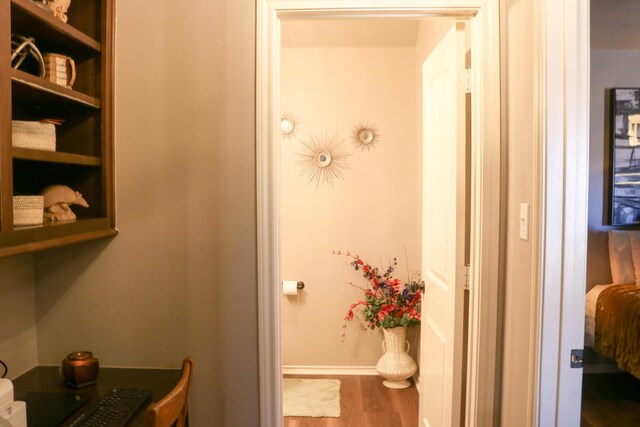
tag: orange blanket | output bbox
[595,284,640,378]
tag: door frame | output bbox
[532,0,590,425]
[256,1,502,426]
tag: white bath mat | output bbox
[283,378,341,417]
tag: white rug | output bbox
[283,378,341,417]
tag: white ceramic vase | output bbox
[375,326,417,389]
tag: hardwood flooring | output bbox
[284,363,640,426]
[283,375,419,427]
[581,372,640,427]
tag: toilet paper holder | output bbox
[282,280,305,296]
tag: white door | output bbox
[419,23,467,427]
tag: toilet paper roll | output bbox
[282,280,299,296]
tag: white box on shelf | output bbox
[11,120,56,151]
[13,195,44,226]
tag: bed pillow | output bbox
[628,231,640,288]
[609,230,636,284]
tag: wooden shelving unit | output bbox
[0,0,115,257]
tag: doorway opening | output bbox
[256,2,502,427]
[278,16,468,427]
[581,1,640,425]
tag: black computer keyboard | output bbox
[69,388,152,427]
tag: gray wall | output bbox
[586,50,640,290]
[0,256,38,379]
[32,1,258,425]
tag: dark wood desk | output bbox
[12,366,181,426]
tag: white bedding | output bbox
[584,284,614,348]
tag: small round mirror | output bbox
[280,117,295,135]
[358,129,374,144]
[351,123,380,151]
[315,151,332,167]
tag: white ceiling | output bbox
[281,4,640,50]
[281,19,422,48]
[592,0,640,49]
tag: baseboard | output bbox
[282,365,378,376]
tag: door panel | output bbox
[423,324,446,427]
[419,23,466,427]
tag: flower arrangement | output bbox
[335,250,422,340]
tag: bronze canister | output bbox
[61,351,99,387]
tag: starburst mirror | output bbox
[351,123,381,151]
[297,133,351,187]
[280,113,299,139]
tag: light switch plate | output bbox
[520,203,529,240]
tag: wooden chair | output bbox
[147,357,194,427]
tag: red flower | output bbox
[335,250,423,340]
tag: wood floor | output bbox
[581,372,640,427]
[283,375,419,427]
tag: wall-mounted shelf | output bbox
[11,0,101,54]
[12,69,101,108]
[0,0,115,257]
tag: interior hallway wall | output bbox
[501,0,537,424]
[31,1,258,425]
[0,255,38,378]
[586,50,640,289]
[280,44,420,368]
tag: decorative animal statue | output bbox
[47,0,72,23]
[40,185,89,221]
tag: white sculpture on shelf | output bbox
[41,184,89,221]
[47,0,72,23]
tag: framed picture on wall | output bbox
[610,88,640,225]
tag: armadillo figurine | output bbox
[40,185,89,221]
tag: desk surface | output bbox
[13,366,181,427]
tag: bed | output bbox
[585,230,640,378]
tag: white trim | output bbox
[527,0,544,424]
[533,0,590,426]
[257,1,283,425]
[464,3,502,426]
[257,2,502,427]
[283,365,378,376]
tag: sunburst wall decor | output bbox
[297,133,352,188]
[280,113,299,139]
[351,122,381,151]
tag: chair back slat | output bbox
[147,357,193,427]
